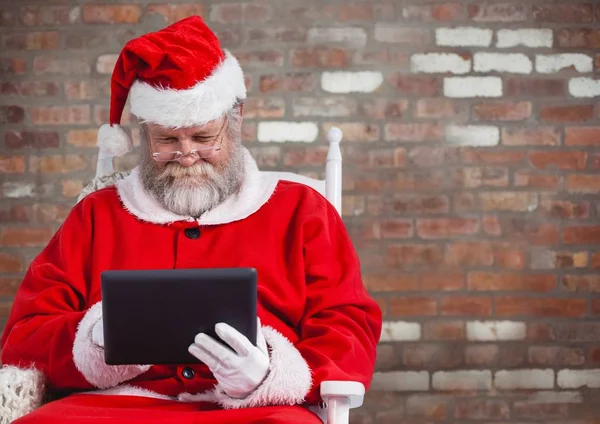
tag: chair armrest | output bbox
[320,380,365,424]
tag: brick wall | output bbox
[2,1,600,422]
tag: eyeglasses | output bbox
[151,120,226,163]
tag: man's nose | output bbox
[177,139,198,167]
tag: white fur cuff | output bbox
[212,326,313,409]
[72,302,150,389]
[0,366,45,424]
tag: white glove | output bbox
[188,318,269,399]
[91,319,104,348]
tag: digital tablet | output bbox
[100,267,258,365]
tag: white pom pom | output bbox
[97,124,132,158]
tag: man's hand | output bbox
[91,319,104,348]
[188,318,269,399]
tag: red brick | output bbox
[528,346,585,366]
[423,321,465,340]
[379,219,413,239]
[402,4,463,21]
[62,180,84,199]
[363,274,419,292]
[421,273,464,291]
[440,296,491,316]
[30,105,90,125]
[30,155,87,174]
[414,99,466,119]
[538,198,590,219]
[338,4,375,21]
[462,149,526,165]
[33,57,90,75]
[0,228,54,247]
[385,195,449,214]
[323,123,379,142]
[408,147,460,168]
[392,170,447,191]
[563,226,600,245]
[243,98,285,119]
[353,50,409,67]
[0,106,25,124]
[529,151,587,170]
[290,47,351,68]
[565,127,600,146]
[505,79,565,97]
[234,50,284,68]
[247,27,307,43]
[473,101,531,121]
[387,244,444,268]
[360,99,409,119]
[454,399,510,420]
[479,192,537,212]
[0,278,21,296]
[0,58,26,76]
[82,4,141,24]
[0,156,25,173]
[482,215,501,236]
[453,167,509,188]
[212,3,272,23]
[562,275,600,292]
[465,345,498,366]
[514,171,561,189]
[1,82,59,97]
[495,297,587,317]
[533,4,594,23]
[389,75,441,96]
[567,174,600,193]
[403,344,463,368]
[445,242,494,267]
[65,130,97,148]
[406,395,449,419]
[2,32,59,50]
[259,73,316,92]
[468,3,526,21]
[556,29,600,48]
[384,123,444,142]
[0,252,21,273]
[20,5,77,26]
[495,248,527,270]
[416,218,479,239]
[500,219,559,245]
[146,4,205,24]
[501,127,560,146]
[389,296,437,317]
[468,272,556,292]
[541,104,595,123]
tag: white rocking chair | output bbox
[0,127,365,424]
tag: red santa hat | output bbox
[98,15,247,157]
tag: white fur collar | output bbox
[115,148,279,225]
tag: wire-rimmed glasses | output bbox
[151,120,226,163]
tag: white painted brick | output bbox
[568,77,600,98]
[446,125,499,147]
[3,182,35,198]
[372,371,429,392]
[496,29,553,48]
[307,27,367,46]
[466,321,526,341]
[432,370,492,391]
[436,27,492,47]
[380,321,421,342]
[96,54,118,74]
[558,369,600,389]
[495,369,554,390]
[321,71,383,94]
[474,53,532,74]
[443,76,502,98]
[257,122,318,143]
[410,53,470,74]
[536,54,593,74]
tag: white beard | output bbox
[140,146,245,218]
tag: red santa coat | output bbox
[1,148,382,423]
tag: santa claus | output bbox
[0,15,382,424]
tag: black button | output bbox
[182,367,195,379]
[184,228,201,239]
